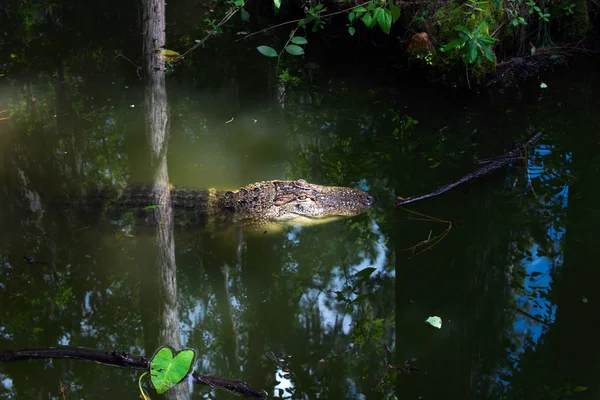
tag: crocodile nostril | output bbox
[362,194,376,207]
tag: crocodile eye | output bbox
[297,196,308,201]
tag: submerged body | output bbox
[87,179,375,231]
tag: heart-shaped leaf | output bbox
[150,346,197,394]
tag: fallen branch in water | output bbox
[0,347,266,398]
[395,132,542,207]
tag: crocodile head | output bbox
[221,179,375,225]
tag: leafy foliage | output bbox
[442,22,498,65]
[347,0,400,36]
[257,0,400,62]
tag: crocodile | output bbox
[85,179,375,231]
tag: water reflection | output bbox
[0,35,598,398]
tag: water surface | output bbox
[1,21,599,399]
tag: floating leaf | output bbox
[257,45,278,57]
[425,316,442,329]
[284,44,304,55]
[540,82,548,89]
[291,36,308,45]
[150,346,197,395]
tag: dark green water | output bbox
[1,8,600,398]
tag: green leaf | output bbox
[454,24,472,36]
[284,44,304,55]
[349,11,356,22]
[257,45,278,57]
[474,21,487,35]
[374,8,392,34]
[389,4,401,22]
[466,43,478,63]
[442,38,465,51]
[362,12,375,28]
[348,26,356,36]
[240,7,250,21]
[291,36,308,45]
[150,346,197,395]
[481,45,496,62]
[574,386,588,392]
[273,0,281,8]
[234,0,244,6]
[142,205,160,210]
[479,35,498,44]
[425,316,442,329]
[540,82,548,88]
[354,6,367,13]
[458,32,470,41]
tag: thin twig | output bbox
[398,209,453,257]
[179,6,241,59]
[236,1,371,42]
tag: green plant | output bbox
[442,21,498,65]
[256,28,309,71]
[138,345,197,399]
[256,0,401,65]
[347,0,400,36]
[562,2,575,15]
[507,8,527,26]
[256,3,322,60]
[505,0,527,26]
[525,0,551,21]
[464,0,488,20]
[302,3,327,32]
[412,9,428,24]
[415,51,434,65]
